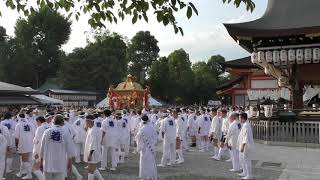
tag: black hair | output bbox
[36,116,46,123]
[93,113,99,119]
[137,110,142,115]
[103,109,112,117]
[4,112,12,119]
[18,114,25,118]
[240,112,248,120]
[86,114,95,120]
[54,115,64,125]
[26,109,33,114]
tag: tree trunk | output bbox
[291,65,303,109]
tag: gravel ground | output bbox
[5,145,283,180]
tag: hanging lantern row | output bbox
[251,48,320,66]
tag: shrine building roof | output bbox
[224,0,320,51]
[220,56,256,69]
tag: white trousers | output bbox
[74,143,82,162]
[231,149,240,171]
[0,154,5,179]
[240,151,253,179]
[44,172,65,180]
[101,146,117,168]
[161,140,176,165]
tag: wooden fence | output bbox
[250,120,320,143]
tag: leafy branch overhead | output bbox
[2,0,255,35]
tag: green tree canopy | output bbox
[58,32,128,91]
[192,61,217,104]
[207,55,226,84]
[128,31,159,82]
[0,26,6,42]
[167,48,194,104]
[148,56,171,102]
[0,8,71,88]
[1,0,255,34]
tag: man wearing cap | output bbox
[40,115,74,180]
[187,109,197,147]
[136,115,158,180]
[225,113,241,172]
[15,113,36,179]
[209,109,222,159]
[158,110,176,167]
[100,109,118,171]
[73,112,86,163]
[84,115,104,180]
[238,112,254,180]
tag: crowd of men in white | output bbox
[0,107,254,180]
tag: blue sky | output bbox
[0,0,268,62]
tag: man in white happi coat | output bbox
[179,108,189,151]
[213,109,230,161]
[72,112,86,163]
[187,109,197,147]
[158,111,176,167]
[0,117,11,179]
[1,112,16,174]
[100,109,118,171]
[32,116,49,180]
[63,114,83,180]
[117,113,130,161]
[209,108,222,159]
[40,115,74,180]
[238,112,254,180]
[26,109,38,129]
[0,132,7,180]
[15,113,36,179]
[173,110,185,164]
[93,112,103,129]
[225,113,241,172]
[136,115,158,180]
[196,109,211,152]
[84,115,104,180]
[132,110,143,154]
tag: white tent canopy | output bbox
[149,97,162,106]
[31,94,63,105]
[96,96,162,108]
[96,97,109,108]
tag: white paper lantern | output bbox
[266,51,273,63]
[258,51,265,63]
[264,105,273,118]
[313,48,320,63]
[304,48,312,63]
[251,52,258,64]
[296,49,304,64]
[288,49,296,64]
[273,50,280,66]
[280,49,288,65]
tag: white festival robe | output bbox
[136,122,158,180]
[84,127,102,163]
